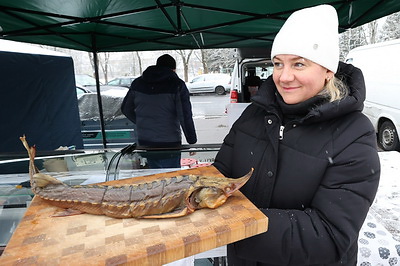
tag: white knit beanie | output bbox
[270,5,339,73]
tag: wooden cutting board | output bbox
[0,166,268,265]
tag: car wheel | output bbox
[378,120,400,151]
[215,86,226,95]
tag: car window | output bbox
[121,78,132,86]
[107,79,120,86]
[76,86,86,95]
[209,74,229,81]
[258,65,274,79]
[75,74,98,86]
[345,58,353,63]
[191,76,204,83]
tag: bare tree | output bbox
[367,20,379,44]
[379,11,400,41]
[88,52,97,77]
[176,49,194,82]
[200,50,209,74]
[99,53,110,83]
[193,50,209,74]
[88,52,111,82]
[339,11,400,60]
[201,49,236,73]
[135,51,143,75]
[339,27,367,60]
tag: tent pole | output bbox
[91,41,107,149]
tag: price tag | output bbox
[73,154,105,167]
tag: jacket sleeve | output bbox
[121,89,136,123]
[229,125,380,265]
[213,128,236,177]
[213,104,256,177]
[178,82,197,144]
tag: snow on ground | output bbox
[357,151,400,265]
[372,152,400,240]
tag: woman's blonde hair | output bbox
[318,76,348,102]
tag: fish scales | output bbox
[38,184,107,204]
[103,186,132,204]
[20,136,253,218]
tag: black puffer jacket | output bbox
[121,65,197,146]
[213,62,380,266]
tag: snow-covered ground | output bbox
[357,151,400,265]
[372,152,400,240]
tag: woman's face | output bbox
[272,54,333,104]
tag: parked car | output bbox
[84,85,128,96]
[76,85,92,96]
[75,74,101,86]
[75,85,136,149]
[186,73,231,95]
[106,76,137,88]
[76,84,128,97]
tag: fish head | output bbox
[187,168,253,210]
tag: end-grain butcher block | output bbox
[0,166,268,265]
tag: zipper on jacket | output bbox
[279,125,284,140]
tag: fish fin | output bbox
[33,173,64,188]
[141,207,193,219]
[52,208,85,217]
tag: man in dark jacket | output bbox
[213,5,380,266]
[121,54,197,168]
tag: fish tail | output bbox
[20,135,39,173]
[20,135,42,191]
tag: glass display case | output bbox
[0,144,221,254]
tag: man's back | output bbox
[132,68,182,146]
[121,54,197,168]
[121,61,197,147]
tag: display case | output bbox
[0,144,221,255]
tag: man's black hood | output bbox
[142,65,177,83]
[132,65,182,94]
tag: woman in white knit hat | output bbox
[213,4,380,265]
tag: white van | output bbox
[226,48,273,127]
[346,40,400,151]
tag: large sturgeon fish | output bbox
[20,136,252,218]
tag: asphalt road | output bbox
[183,93,231,145]
[190,93,230,118]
